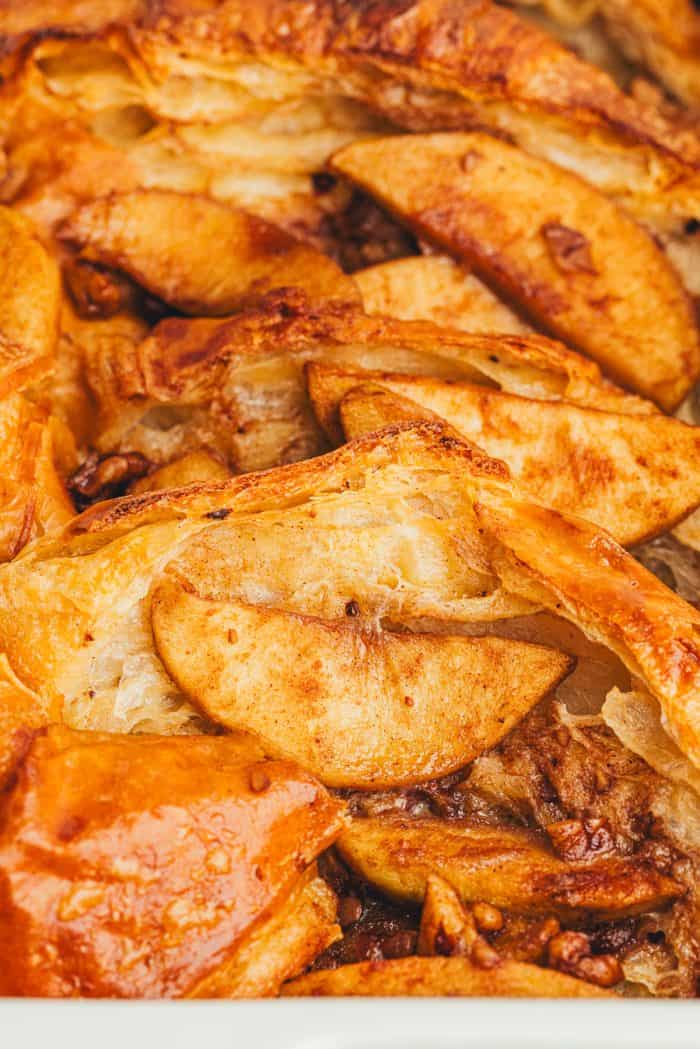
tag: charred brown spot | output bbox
[542,223,597,276]
[205,508,232,520]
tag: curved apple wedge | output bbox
[355,256,531,335]
[59,190,360,315]
[282,955,612,998]
[306,362,700,546]
[150,574,572,788]
[332,133,700,410]
[337,817,683,920]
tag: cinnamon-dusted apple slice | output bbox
[189,865,340,998]
[337,817,682,920]
[59,190,360,314]
[332,133,700,410]
[151,574,571,788]
[0,206,60,396]
[306,363,700,546]
[0,725,345,998]
[282,955,612,998]
[355,256,531,335]
[0,425,532,741]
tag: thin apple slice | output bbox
[356,256,530,335]
[332,133,700,410]
[306,362,700,546]
[337,817,682,920]
[0,206,60,396]
[151,574,571,789]
[282,955,612,998]
[59,190,360,314]
[189,865,340,998]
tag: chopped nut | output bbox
[542,223,597,275]
[68,450,152,509]
[497,916,561,963]
[548,930,622,988]
[470,937,501,970]
[338,895,364,927]
[546,817,615,861]
[63,257,134,319]
[472,901,503,932]
[381,930,417,959]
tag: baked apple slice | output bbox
[355,256,530,336]
[0,725,345,997]
[332,133,700,410]
[306,363,700,546]
[337,817,682,920]
[282,955,612,998]
[59,190,359,314]
[151,573,571,788]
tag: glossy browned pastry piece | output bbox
[306,363,700,546]
[0,395,75,561]
[2,423,700,774]
[0,207,73,560]
[0,725,345,997]
[332,133,700,410]
[0,206,60,396]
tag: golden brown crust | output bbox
[84,290,648,473]
[476,492,700,771]
[130,0,700,163]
